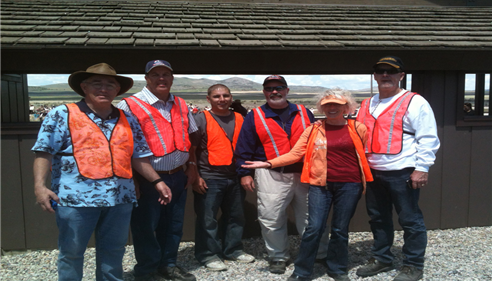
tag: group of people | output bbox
[33,55,439,281]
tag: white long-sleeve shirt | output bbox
[366,89,440,172]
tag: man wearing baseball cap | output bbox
[234,75,328,274]
[356,56,440,281]
[117,60,199,281]
[32,63,172,280]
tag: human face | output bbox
[145,67,174,99]
[374,65,405,93]
[80,75,120,106]
[322,103,346,122]
[207,87,233,115]
[263,81,289,109]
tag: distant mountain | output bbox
[29,77,328,94]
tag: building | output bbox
[2,0,491,250]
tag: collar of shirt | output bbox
[262,101,299,118]
[372,89,408,104]
[141,87,175,106]
[76,99,120,120]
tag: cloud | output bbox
[28,74,70,86]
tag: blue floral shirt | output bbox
[31,101,153,207]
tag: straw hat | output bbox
[68,63,133,96]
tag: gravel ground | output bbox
[2,226,491,281]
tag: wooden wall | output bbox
[1,70,491,251]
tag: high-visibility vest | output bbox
[203,110,244,166]
[301,119,373,184]
[254,104,310,160]
[357,91,416,154]
[66,103,133,179]
[124,96,190,157]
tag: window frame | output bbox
[456,72,492,127]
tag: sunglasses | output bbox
[374,68,401,75]
[264,86,287,92]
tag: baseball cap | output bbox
[263,75,288,86]
[145,60,173,74]
[373,56,404,70]
[320,94,347,106]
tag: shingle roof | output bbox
[2,0,492,50]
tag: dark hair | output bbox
[207,84,231,96]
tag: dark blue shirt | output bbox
[234,102,315,178]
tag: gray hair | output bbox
[316,88,357,115]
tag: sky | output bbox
[27,74,375,90]
[27,73,486,91]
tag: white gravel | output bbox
[2,226,491,280]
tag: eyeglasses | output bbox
[264,86,287,92]
[374,68,401,75]
[86,82,118,91]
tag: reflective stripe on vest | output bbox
[204,111,244,166]
[254,105,310,160]
[127,96,168,154]
[358,91,416,154]
[124,96,190,157]
[66,103,133,179]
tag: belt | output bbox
[156,166,183,175]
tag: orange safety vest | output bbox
[124,96,191,157]
[254,104,310,160]
[357,91,416,154]
[203,110,244,166]
[66,103,133,179]
[300,119,373,184]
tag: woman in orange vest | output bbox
[242,88,373,281]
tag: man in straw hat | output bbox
[356,56,440,281]
[32,62,172,281]
[117,60,199,281]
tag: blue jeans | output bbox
[366,168,427,269]
[193,177,246,264]
[130,170,188,277]
[56,203,133,281]
[294,183,362,278]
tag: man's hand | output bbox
[33,152,58,213]
[155,181,172,205]
[35,186,59,213]
[193,177,208,195]
[131,157,173,204]
[410,170,429,189]
[241,175,255,193]
[185,163,198,188]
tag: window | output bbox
[457,72,491,126]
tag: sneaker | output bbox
[393,266,423,281]
[287,273,311,281]
[269,260,287,274]
[356,257,394,277]
[205,260,228,271]
[232,252,255,263]
[327,272,350,281]
[157,266,196,281]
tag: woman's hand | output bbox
[241,161,271,169]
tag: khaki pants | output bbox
[255,168,329,261]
